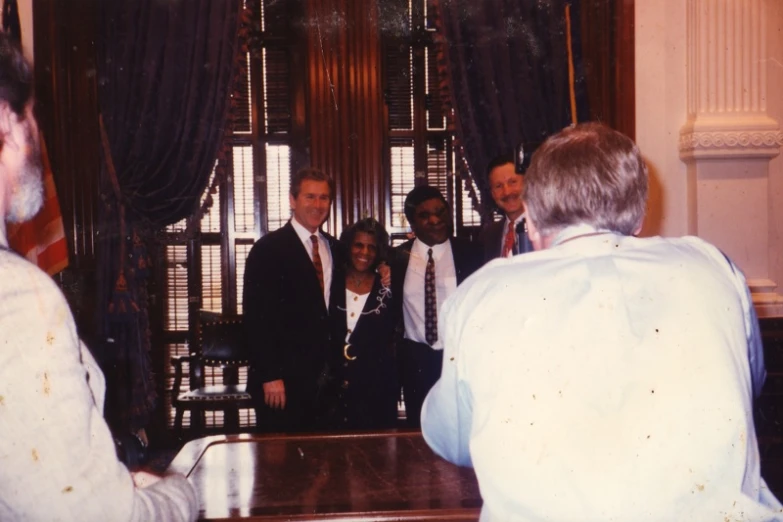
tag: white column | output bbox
[679,0,783,316]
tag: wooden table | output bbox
[168,431,482,521]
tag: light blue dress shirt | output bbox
[422,225,779,522]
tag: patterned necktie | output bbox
[310,235,324,294]
[424,248,437,345]
[502,220,516,257]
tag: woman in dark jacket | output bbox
[330,218,398,430]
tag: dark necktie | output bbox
[310,235,324,294]
[425,248,437,345]
[502,220,516,257]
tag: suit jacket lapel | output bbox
[390,239,413,324]
[515,218,533,254]
[452,237,481,285]
[393,240,413,294]
[493,222,504,258]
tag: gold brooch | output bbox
[343,343,357,361]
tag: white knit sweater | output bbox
[0,235,198,522]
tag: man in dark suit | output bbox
[243,168,338,433]
[479,153,533,263]
[391,186,483,428]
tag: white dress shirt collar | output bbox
[291,216,323,244]
[504,212,526,229]
[551,223,614,248]
[412,237,450,262]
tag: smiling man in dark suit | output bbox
[390,186,483,428]
[479,153,533,263]
[243,168,338,433]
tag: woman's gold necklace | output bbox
[350,271,370,289]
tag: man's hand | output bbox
[263,379,286,409]
[378,262,391,287]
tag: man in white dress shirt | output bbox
[390,186,482,428]
[0,33,197,521]
[421,122,781,521]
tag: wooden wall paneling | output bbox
[288,0,310,180]
[33,0,101,341]
[306,0,385,232]
[305,0,337,229]
[614,0,635,140]
[579,0,613,126]
[331,0,349,229]
[357,3,386,221]
[579,0,635,140]
[348,0,361,221]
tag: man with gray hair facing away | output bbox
[422,122,781,521]
[0,33,197,521]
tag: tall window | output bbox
[383,0,481,244]
[159,0,296,430]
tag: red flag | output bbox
[8,133,69,275]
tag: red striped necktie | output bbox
[502,220,515,257]
[310,235,324,294]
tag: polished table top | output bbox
[168,431,482,521]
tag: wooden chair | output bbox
[171,313,255,438]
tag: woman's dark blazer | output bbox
[329,272,399,430]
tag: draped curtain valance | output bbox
[434,0,589,217]
[94,0,245,432]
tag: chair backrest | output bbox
[199,314,249,365]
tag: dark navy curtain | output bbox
[94,0,245,433]
[435,0,589,216]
